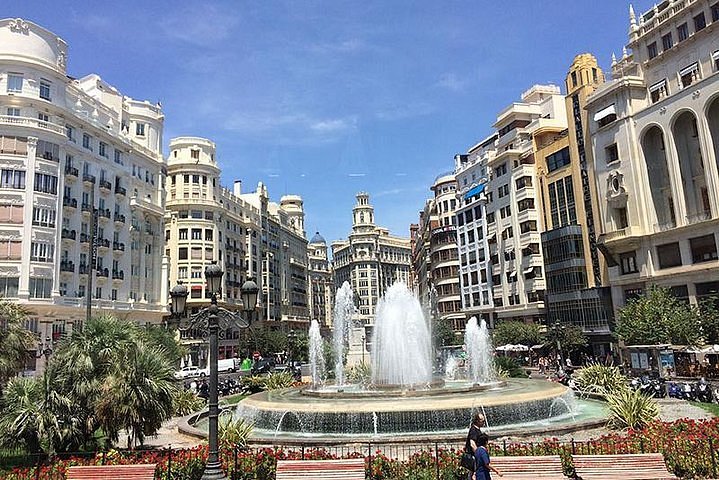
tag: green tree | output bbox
[432,319,458,349]
[547,324,588,356]
[699,296,719,345]
[616,286,703,346]
[96,342,176,448]
[0,300,36,383]
[140,325,185,365]
[492,321,545,348]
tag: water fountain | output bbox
[215,282,607,443]
[308,320,325,389]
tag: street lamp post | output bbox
[169,264,259,480]
[287,329,297,367]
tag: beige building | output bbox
[0,18,166,374]
[332,192,411,326]
[308,231,333,329]
[486,85,567,323]
[535,54,614,354]
[411,172,463,332]
[588,1,719,313]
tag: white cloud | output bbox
[436,72,468,92]
[160,5,239,47]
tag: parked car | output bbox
[251,358,276,375]
[174,366,205,379]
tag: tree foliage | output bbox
[616,286,703,346]
[0,300,36,383]
[492,321,544,348]
[546,324,588,354]
[699,296,719,345]
[432,319,458,348]
[0,314,181,453]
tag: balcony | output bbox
[112,270,124,281]
[62,196,77,209]
[61,229,76,241]
[99,179,112,192]
[64,166,79,178]
[112,241,125,252]
[98,208,111,220]
[81,203,92,214]
[97,238,110,250]
[115,186,126,197]
[60,260,75,272]
[80,233,90,244]
[113,213,126,224]
[0,115,65,135]
[82,174,96,185]
[96,267,109,278]
[78,263,90,275]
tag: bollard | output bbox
[571,438,576,455]
[503,440,507,456]
[434,442,439,480]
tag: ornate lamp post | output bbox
[287,329,297,367]
[169,263,258,480]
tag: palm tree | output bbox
[96,342,177,448]
[0,300,35,383]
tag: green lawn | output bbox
[689,401,719,417]
[220,393,247,406]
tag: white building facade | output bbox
[0,18,167,372]
[589,1,719,311]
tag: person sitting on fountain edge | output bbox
[474,433,502,479]
[465,412,485,478]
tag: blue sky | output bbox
[11,1,654,246]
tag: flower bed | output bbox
[5,418,719,479]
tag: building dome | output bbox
[310,231,326,244]
[0,18,68,74]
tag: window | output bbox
[29,277,52,298]
[114,149,123,165]
[82,134,92,150]
[205,229,213,241]
[32,207,56,227]
[34,173,58,194]
[661,32,673,51]
[677,23,689,42]
[1,169,26,189]
[179,228,188,240]
[191,228,202,240]
[7,74,22,93]
[620,251,638,274]
[515,176,532,189]
[605,143,619,163]
[39,80,51,101]
[191,210,202,219]
[647,42,658,59]
[30,242,54,262]
[548,176,576,227]
[501,227,513,240]
[99,142,107,158]
[136,123,146,136]
[178,247,188,260]
[694,12,706,31]
[546,147,571,172]
[519,220,537,233]
[615,207,629,229]
[649,79,668,103]
[714,51,719,72]
[657,242,682,269]
[571,71,578,87]
[690,235,718,263]
[713,2,719,21]
[497,184,509,198]
[517,198,534,212]
[500,206,511,218]
[495,163,508,176]
[36,140,59,161]
[191,149,200,160]
[6,107,20,117]
[680,62,700,88]
[178,267,188,279]
[486,212,495,224]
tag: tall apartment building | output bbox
[588,0,719,312]
[164,137,260,363]
[308,231,333,329]
[239,189,310,330]
[454,135,496,326]
[411,172,463,331]
[535,54,614,355]
[332,192,412,326]
[0,19,166,373]
[485,85,567,323]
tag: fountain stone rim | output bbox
[301,379,506,398]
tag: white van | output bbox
[217,358,237,373]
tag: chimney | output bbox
[233,180,242,196]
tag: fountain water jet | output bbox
[332,282,355,386]
[371,283,432,387]
[465,317,496,384]
[308,320,325,388]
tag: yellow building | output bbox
[535,54,613,356]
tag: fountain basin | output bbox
[221,378,607,442]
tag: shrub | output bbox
[493,357,528,378]
[172,389,205,417]
[239,376,267,394]
[218,412,253,448]
[574,362,628,397]
[606,387,659,430]
[346,361,371,385]
[264,371,295,390]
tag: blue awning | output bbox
[464,183,485,200]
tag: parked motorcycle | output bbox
[696,378,714,403]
